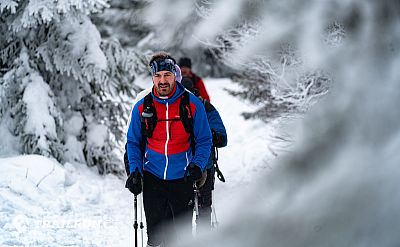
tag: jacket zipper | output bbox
[163,102,169,179]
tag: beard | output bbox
[156,83,172,96]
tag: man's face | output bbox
[153,70,176,96]
[180,67,192,77]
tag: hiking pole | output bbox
[211,193,219,229]
[139,194,144,247]
[133,195,138,247]
[193,182,200,234]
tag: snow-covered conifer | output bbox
[91,0,152,47]
[0,0,147,174]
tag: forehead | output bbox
[153,71,175,76]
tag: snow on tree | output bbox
[227,47,331,122]
[91,0,152,48]
[202,22,334,123]
[120,0,229,77]
[0,47,64,161]
[0,0,147,174]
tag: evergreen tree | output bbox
[91,0,152,48]
[0,0,147,174]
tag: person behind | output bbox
[181,77,227,232]
[125,52,212,247]
[178,57,211,102]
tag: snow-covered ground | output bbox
[0,78,273,246]
[207,78,276,222]
[0,155,133,246]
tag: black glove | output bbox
[184,163,203,182]
[212,130,226,148]
[196,170,207,188]
[125,169,142,195]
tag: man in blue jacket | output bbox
[181,77,227,232]
[125,52,212,247]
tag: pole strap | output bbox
[214,147,225,182]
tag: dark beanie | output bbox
[178,57,192,68]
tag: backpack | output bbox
[124,91,195,176]
[124,91,225,177]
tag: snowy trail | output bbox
[0,78,273,246]
[204,78,274,222]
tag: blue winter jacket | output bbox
[126,82,212,180]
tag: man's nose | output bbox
[160,76,167,83]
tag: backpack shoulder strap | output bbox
[140,92,157,153]
[180,91,196,155]
[142,92,154,117]
[203,99,215,113]
[179,91,192,132]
